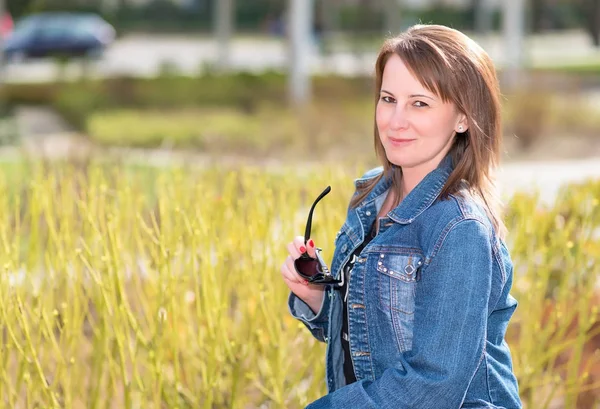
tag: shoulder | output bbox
[422,198,511,291]
[354,166,384,188]
[421,188,510,276]
[425,187,494,233]
[420,188,499,255]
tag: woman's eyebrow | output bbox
[409,94,436,101]
[380,89,436,101]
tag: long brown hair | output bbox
[351,24,506,238]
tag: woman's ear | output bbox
[456,115,469,133]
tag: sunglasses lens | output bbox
[294,257,321,278]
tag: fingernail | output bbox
[308,239,314,248]
[299,246,306,253]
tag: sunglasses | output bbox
[294,186,343,286]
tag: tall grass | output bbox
[505,181,600,408]
[0,161,598,408]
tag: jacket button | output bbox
[341,244,348,252]
[366,211,371,216]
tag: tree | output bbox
[7,0,35,18]
[472,0,494,34]
[582,0,600,47]
[288,0,314,106]
[383,0,401,37]
[0,0,5,88]
[502,0,526,90]
[214,0,234,71]
[319,0,337,54]
[530,0,545,32]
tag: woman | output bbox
[280,24,522,408]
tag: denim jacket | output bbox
[288,156,522,408]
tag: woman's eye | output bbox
[380,96,395,103]
[413,100,429,108]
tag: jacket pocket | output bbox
[376,252,423,352]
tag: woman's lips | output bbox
[388,137,416,146]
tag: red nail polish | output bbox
[308,239,314,248]
[299,246,306,253]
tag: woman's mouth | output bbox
[388,137,416,146]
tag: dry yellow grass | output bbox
[0,161,598,408]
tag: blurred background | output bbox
[0,0,599,189]
[0,3,599,409]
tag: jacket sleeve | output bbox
[306,219,496,408]
[288,288,332,343]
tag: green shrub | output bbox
[3,73,600,156]
[84,101,376,160]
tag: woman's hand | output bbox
[281,236,325,314]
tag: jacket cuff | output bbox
[288,289,331,327]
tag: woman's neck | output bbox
[399,171,420,198]
[400,160,443,198]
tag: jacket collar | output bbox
[388,155,454,224]
[356,155,454,225]
[354,167,392,205]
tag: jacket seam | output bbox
[450,193,506,284]
[461,337,489,408]
[427,216,471,263]
[494,242,508,285]
[355,166,383,186]
[427,214,492,263]
[362,258,376,380]
[492,244,506,285]
[484,346,494,404]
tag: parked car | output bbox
[2,12,115,62]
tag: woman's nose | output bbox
[389,106,409,131]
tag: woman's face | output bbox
[376,54,467,176]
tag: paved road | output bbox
[498,157,600,204]
[3,29,600,83]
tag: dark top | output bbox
[340,220,377,385]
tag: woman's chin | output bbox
[385,154,413,169]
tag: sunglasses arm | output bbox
[304,186,331,243]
